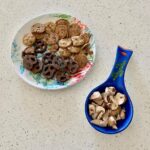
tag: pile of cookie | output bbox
[22,19,93,82]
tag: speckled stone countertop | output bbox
[0,0,150,150]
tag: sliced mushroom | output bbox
[89,86,126,130]
[89,104,95,115]
[91,119,107,127]
[97,112,104,120]
[108,95,119,110]
[110,106,121,116]
[120,109,126,119]
[101,101,106,108]
[91,112,99,119]
[103,92,109,103]
[96,106,105,113]
[105,87,116,96]
[96,106,105,120]
[110,102,119,110]
[71,36,85,46]
[91,102,99,107]
[115,93,126,105]
[109,95,116,103]
[102,110,110,121]
[92,99,103,106]
[101,92,105,99]
[108,116,117,127]
[112,125,118,129]
[58,38,72,48]
[116,114,121,121]
[90,91,102,100]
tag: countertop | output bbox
[0,0,150,150]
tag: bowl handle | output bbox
[107,46,133,88]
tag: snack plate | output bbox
[11,13,96,90]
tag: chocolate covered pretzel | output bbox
[42,64,56,79]
[34,40,47,53]
[23,55,37,71]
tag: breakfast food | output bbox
[21,19,92,82]
[89,87,126,129]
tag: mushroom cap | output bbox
[91,112,99,119]
[96,106,105,113]
[58,38,72,48]
[108,116,116,127]
[115,93,126,105]
[120,109,126,119]
[91,119,107,127]
[110,102,118,110]
[105,87,116,96]
[112,125,118,129]
[102,111,109,121]
[92,99,103,106]
[89,87,126,130]
[90,91,102,100]
[116,114,121,121]
[89,104,95,115]
[110,106,121,116]
[97,112,104,120]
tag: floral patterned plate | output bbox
[11,13,96,90]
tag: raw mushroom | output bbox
[108,95,119,110]
[102,110,109,121]
[105,87,116,96]
[112,125,118,129]
[91,119,107,127]
[90,91,102,100]
[92,99,103,106]
[116,114,121,121]
[115,93,126,105]
[110,106,121,116]
[91,102,99,107]
[58,38,72,48]
[96,106,105,113]
[71,36,85,46]
[110,102,118,110]
[89,104,95,115]
[120,109,126,119]
[91,113,99,119]
[105,102,111,109]
[108,116,117,129]
[109,95,116,103]
[102,92,109,103]
[96,106,105,120]
[88,86,126,130]
[97,112,104,120]
[90,92,103,106]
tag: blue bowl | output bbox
[85,46,134,134]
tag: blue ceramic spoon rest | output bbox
[85,46,133,134]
